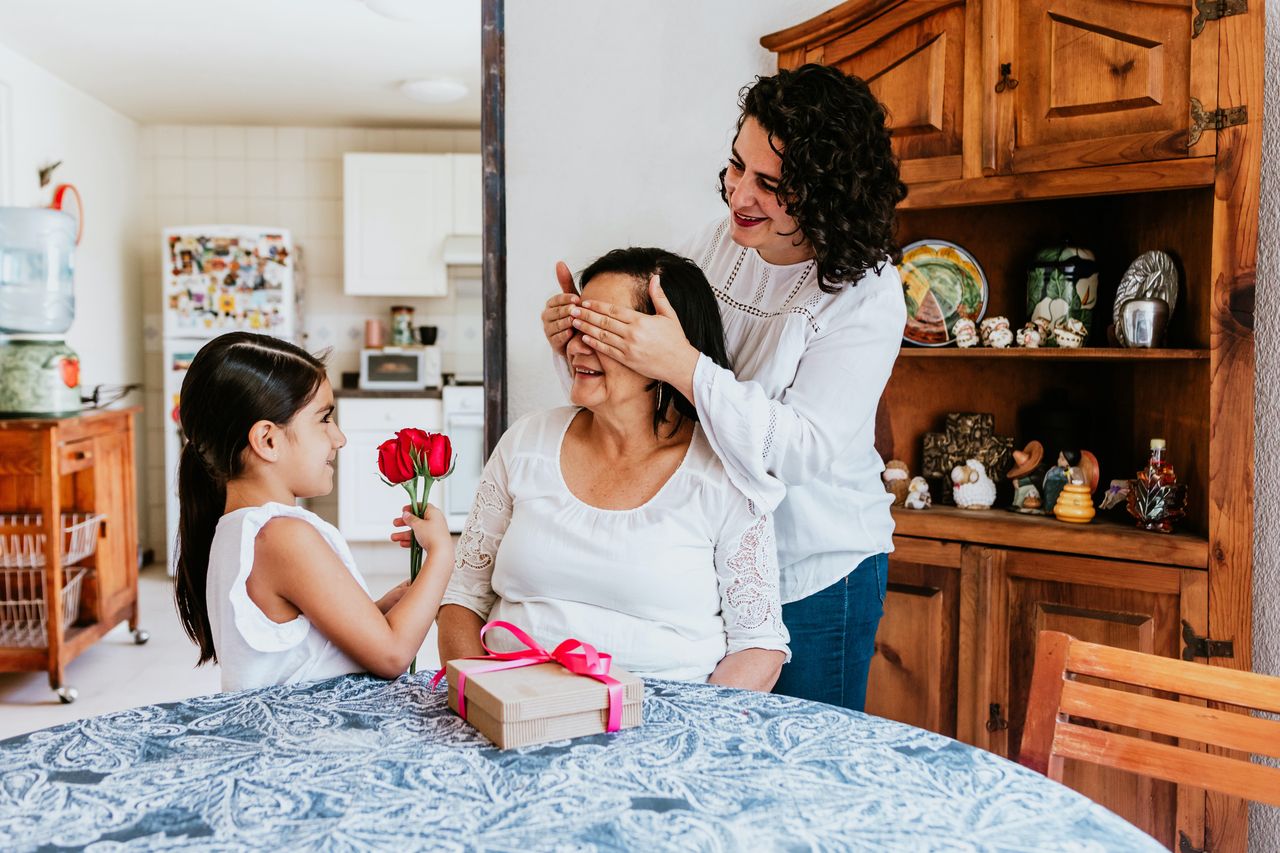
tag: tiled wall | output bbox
[137,124,481,559]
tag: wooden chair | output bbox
[1019,630,1280,807]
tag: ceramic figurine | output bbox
[1042,450,1080,513]
[952,459,997,510]
[979,316,1013,348]
[1026,243,1099,343]
[1050,318,1087,348]
[882,460,910,506]
[1054,479,1096,524]
[1007,440,1046,514]
[1016,322,1045,348]
[904,476,932,510]
[1098,479,1131,511]
[954,317,979,348]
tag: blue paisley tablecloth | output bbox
[0,675,1159,852]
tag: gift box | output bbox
[444,656,644,749]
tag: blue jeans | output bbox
[772,553,888,712]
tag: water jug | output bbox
[0,208,76,335]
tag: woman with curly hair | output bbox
[541,64,906,711]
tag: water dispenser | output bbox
[0,208,81,417]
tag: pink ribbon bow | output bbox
[429,620,625,733]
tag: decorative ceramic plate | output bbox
[899,239,988,346]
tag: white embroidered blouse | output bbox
[440,406,790,682]
[679,217,907,603]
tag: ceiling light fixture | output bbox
[362,0,436,23]
[400,78,468,104]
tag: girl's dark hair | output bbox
[173,331,328,665]
[578,248,731,437]
[719,63,908,293]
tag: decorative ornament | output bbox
[922,413,1014,505]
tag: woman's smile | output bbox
[732,211,767,228]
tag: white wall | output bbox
[0,40,143,533]
[135,124,482,555]
[506,3,1280,848]
[504,0,834,418]
[1250,4,1279,848]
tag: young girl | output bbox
[173,331,452,691]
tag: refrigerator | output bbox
[161,225,298,573]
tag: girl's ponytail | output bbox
[171,331,328,666]
[174,441,224,663]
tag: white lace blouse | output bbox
[440,406,790,682]
[680,217,906,603]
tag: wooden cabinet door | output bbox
[867,537,963,737]
[991,0,1217,174]
[336,399,442,541]
[968,548,1208,850]
[783,1,979,184]
[88,421,137,621]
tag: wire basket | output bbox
[0,566,87,647]
[0,513,106,569]
[0,514,103,647]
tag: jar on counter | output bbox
[390,305,415,346]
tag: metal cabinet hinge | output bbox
[1179,829,1207,853]
[1187,98,1247,147]
[1181,619,1234,661]
[985,703,1009,732]
[1194,0,1247,38]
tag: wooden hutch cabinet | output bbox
[0,408,146,702]
[764,1,1261,850]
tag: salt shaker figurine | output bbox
[953,318,980,348]
[882,460,910,506]
[1016,322,1044,348]
[904,477,932,510]
[1007,440,1046,514]
[1050,317,1087,349]
[980,316,1013,348]
[952,459,997,510]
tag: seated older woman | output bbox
[437,248,789,689]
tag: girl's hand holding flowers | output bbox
[391,503,452,554]
[378,427,456,673]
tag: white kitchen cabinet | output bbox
[451,153,482,235]
[337,397,443,541]
[343,153,452,296]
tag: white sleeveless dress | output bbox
[206,502,368,692]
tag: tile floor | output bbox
[0,565,439,740]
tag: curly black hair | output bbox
[718,64,907,293]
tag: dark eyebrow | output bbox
[730,147,779,184]
[320,404,335,417]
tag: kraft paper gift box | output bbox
[445,657,645,750]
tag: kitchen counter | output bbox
[334,388,442,399]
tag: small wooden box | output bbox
[445,658,644,749]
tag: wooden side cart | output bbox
[763,1,1262,850]
[0,407,147,703]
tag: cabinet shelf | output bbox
[897,348,1208,362]
[898,158,1216,210]
[891,505,1208,569]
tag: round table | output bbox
[0,675,1159,851]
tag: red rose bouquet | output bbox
[377,428,456,672]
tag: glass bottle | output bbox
[1128,437,1187,534]
[1140,438,1176,487]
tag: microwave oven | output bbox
[358,346,442,391]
